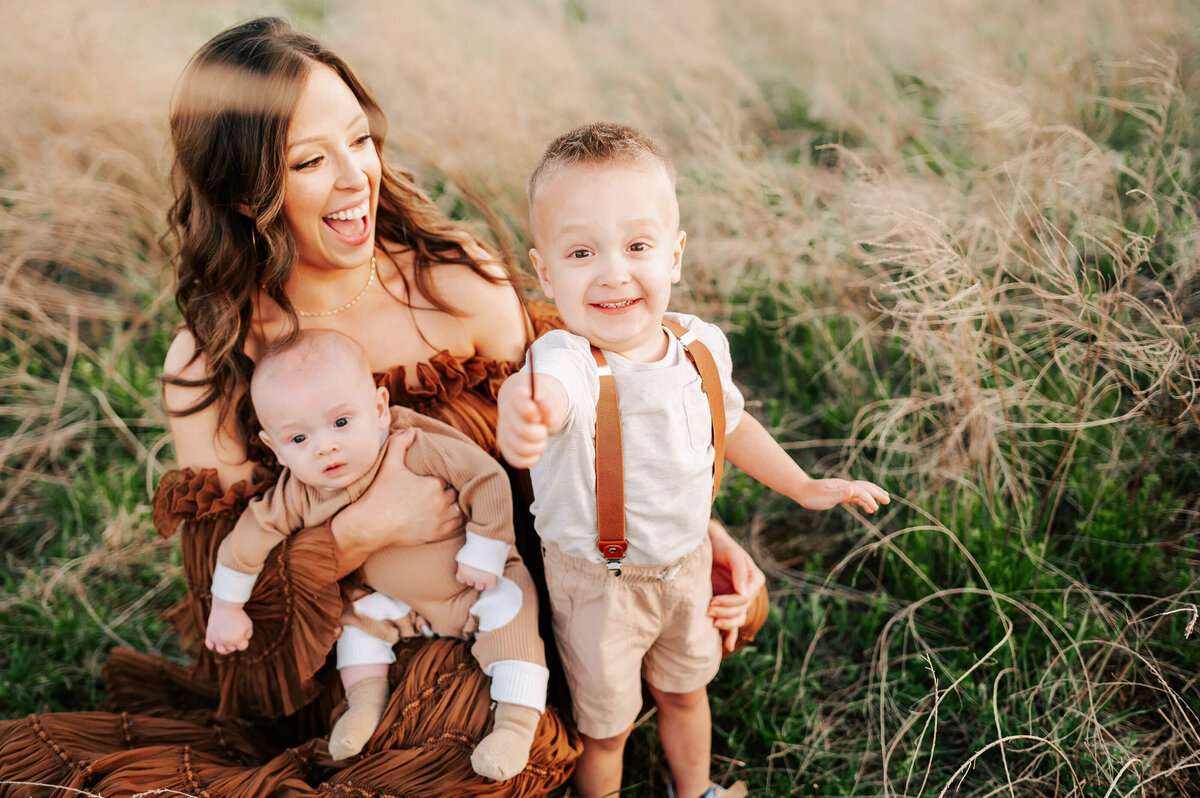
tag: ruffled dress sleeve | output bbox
[151,466,345,722]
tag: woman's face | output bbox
[282,64,381,275]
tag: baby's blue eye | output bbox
[334,417,348,428]
[291,434,306,444]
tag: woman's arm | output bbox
[163,330,258,490]
[329,428,461,577]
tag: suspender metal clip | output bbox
[601,542,626,577]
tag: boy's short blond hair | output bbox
[527,122,676,206]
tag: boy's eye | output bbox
[629,242,648,252]
[334,417,349,428]
[291,434,307,444]
[569,249,591,259]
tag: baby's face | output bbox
[255,364,390,490]
[530,160,684,363]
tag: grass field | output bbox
[3,1,1199,795]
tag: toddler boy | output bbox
[497,123,889,798]
[206,328,548,779]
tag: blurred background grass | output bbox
[2,1,1199,794]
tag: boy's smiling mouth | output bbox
[591,299,641,311]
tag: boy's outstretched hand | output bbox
[206,596,253,654]
[497,371,566,468]
[796,478,890,513]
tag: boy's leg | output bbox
[574,726,633,798]
[648,683,711,798]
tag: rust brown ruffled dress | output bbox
[0,304,582,797]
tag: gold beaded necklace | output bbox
[295,255,377,318]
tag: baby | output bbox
[205,328,547,779]
[497,123,890,798]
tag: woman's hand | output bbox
[707,520,767,651]
[330,428,462,577]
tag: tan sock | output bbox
[328,676,389,760]
[469,701,541,781]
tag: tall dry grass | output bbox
[2,1,1199,794]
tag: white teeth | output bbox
[596,300,637,308]
[324,201,368,221]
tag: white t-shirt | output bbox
[525,312,744,566]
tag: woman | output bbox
[0,17,764,795]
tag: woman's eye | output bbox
[291,434,307,444]
[334,417,349,428]
[291,156,321,171]
[352,134,372,147]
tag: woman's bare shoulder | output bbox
[162,328,255,482]
[431,256,530,360]
[164,328,208,382]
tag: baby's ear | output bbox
[375,386,391,426]
[258,429,279,457]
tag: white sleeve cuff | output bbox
[454,532,510,577]
[211,563,259,603]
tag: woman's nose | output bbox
[332,149,369,191]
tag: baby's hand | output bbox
[497,373,550,468]
[205,597,254,654]
[456,562,498,592]
[797,478,890,513]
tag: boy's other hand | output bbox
[456,562,498,592]
[497,373,551,468]
[798,478,890,513]
[708,521,767,651]
[205,597,253,654]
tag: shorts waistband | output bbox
[542,538,708,584]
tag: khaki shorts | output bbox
[543,537,721,739]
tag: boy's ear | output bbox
[670,230,686,284]
[375,386,390,426]
[530,248,555,299]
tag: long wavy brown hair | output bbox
[165,16,501,445]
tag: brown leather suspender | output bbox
[590,320,726,575]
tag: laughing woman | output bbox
[0,17,763,795]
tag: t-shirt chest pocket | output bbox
[610,362,710,457]
[680,373,713,453]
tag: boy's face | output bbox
[530,160,685,362]
[255,361,390,490]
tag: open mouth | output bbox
[591,299,640,310]
[323,463,347,475]
[322,200,369,241]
